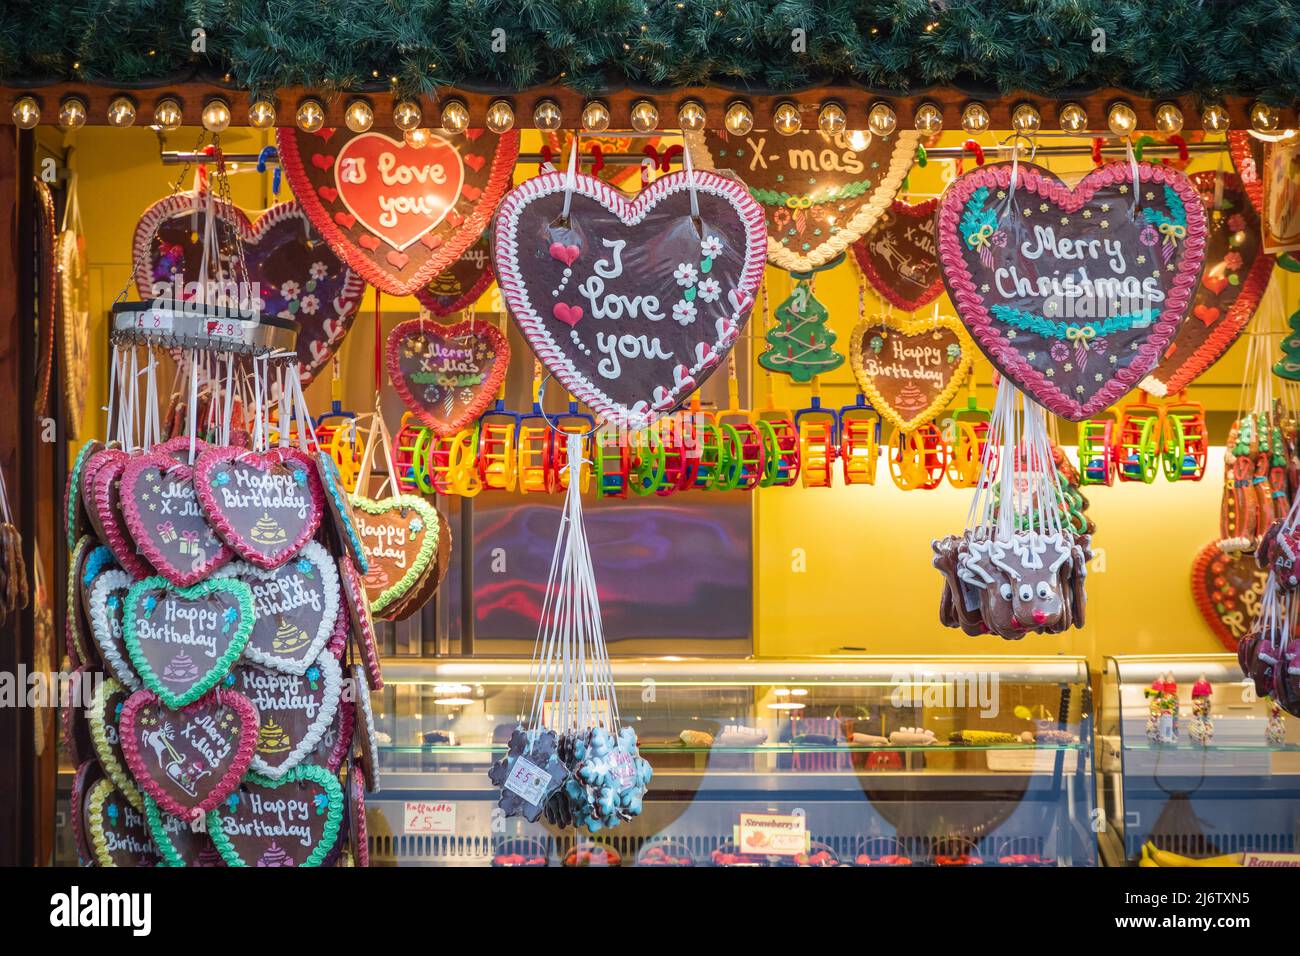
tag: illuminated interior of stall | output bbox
[48,121,1296,670]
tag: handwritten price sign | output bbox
[403,800,456,835]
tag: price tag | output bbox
[204,318,249,341]
[609,750,636,788]
[133,308,175,331]
[403,800,456,835]
[1242,852,1300,867]
[736,812,808,858]
[503,756,551,806]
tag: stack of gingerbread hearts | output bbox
[62,346,379,867]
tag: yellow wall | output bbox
[57,124,1297,674]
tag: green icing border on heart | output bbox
[205,764,344,867]
[88,676,143,812]
[347,493,439,615]
[123,576,254,709]
[144,793,193,868]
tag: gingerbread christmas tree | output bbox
[1275,308,1300,381]
[758,279,844,383]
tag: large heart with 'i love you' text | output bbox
[936,161,1207,420]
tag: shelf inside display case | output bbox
[364,656,1096,867]
[1098,654,1300,866]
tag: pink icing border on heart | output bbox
[350,761,369,866]
[386,317,510,438]
[936,161,1207,421]
[119,687,258,820]
[121,451,235,587]
[493,168,767,430]
[91,450,153,578]
[340,555,383,690]
[193,446,325,570]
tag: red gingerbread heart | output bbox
[1191,540,1269,652]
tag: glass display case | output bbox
[366,656,1096,866]
[1097,654,1300,865]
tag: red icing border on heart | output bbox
[121,451,235,587]
[386,317,510,437]
[493,168,767,429]
[1144,171,1275,396]
[119,687,258,820]
[349,760,369,867]
[193,446,324,570]
[91,450,153,578]
[1228,131,1265,213]
[414,265,494,317]
[1191,540,1266,653]
[277,127,519,297]
[936,161,1206,421]
[852,198,944,313]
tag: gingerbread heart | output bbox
[133,192,364,386]
[849,316,973,432]
[350,663,380,791]
[315,696,354,774]
[63,671,97,769]
[278,126,518,296]
[936,161,1206,421]
[348,493,440,617]
[853,198,944,312]
[316,450,368,572]
[87,569,140,690]
[88,677,143,810]
[121,451,235,587]
[67,536,106,668]
[143,795,226,867]
[120,686,257,820]
[195,445,324,569]
[1142,172,1274,396]
[386,316,510,437]
[685,128,920,273]
[340,556,382,690]
[493,168,766,429]
[215,541,340,675]
[70,760,103,865]
[414,234,494,317]
[1228,131,1266,213]
[230,651,342,781]
[348,762,369,867]
[85,777,163,866]
[90,449,152,578]
[1191,540,1269,652]
[122,576,254,708]
[65,439,102,549]
[206,764,344,867]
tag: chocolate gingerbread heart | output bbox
[195,446,324,569]
[493,168,766,429]
[65,439,102,549]
[70,760,103,865]
[686,127,920,273]
[937,161,1207,420]
[216,540,340,674]
[84,777,163,867]
[849,316,973,432]
[121,451,235,587]
[88,677,143,810]
[87,569,141,690]
[206,764,344,867]
[348,493,440,618]
[143,795,226,867]
[277,126,519,296]
[340,556,382,690]
[386,317,510,437]
[316,450,369,572]
[853,198,944,312]
[414,235,495,317]
[133,192,365,386]
[122,576,254,708]
[1191,540,1269,652]
[231,651,342,781]
[349,663,380,791]
[1142,172,1274,396]
[90,449,152,578]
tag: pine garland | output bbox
[0,1,1297,101]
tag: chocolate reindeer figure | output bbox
[948,532,1090,640]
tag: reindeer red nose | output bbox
[1032,609,1048,624]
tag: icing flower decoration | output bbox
[1228,213,1246,232]
[223,672,236,688]
[213,472,230,486]
[312,793,330,815]
[1139,225,1159,246]
[700,235,723,259]
[226,793,240,812]
[409,517,424,535]
[293,468,308,485]
[296,557,314,576]
[309,261,329,281]
[672,300,697,326]
[307,666,321,690]
[280,280,300,300]
[107,802,119,826]
[143,595,158,618]
[946,343,962,363]
[870,335,884,353]
[299,294,320,316]
[1050,341,1070,363]
[1224,251,1243,270]
[221,606,238,633]
[673,263,697,287]
[696,278,721,303]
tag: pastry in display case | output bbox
[360,656,1096,867]
[1098,654,1300,866]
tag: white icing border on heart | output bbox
[213,540,340,675]
[493,168,767,430]
[246,649,342,782]
[88,569,143,692]
[351,663,380,793]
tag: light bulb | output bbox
[440,100,470,134]
[867,102,897,136]
[201,98,231,133]
[773,102,801,135]
[1250,101,1280,133]
[533,99,562,131]
[57,97,87,131]
[629,100,658,133]
[581,101,610,132]
[818,102,846,134]
[1201,103,1230,132]
[486,100,515,133]
[961,102,990,135]
[404,127,434,149]
[677,100,706,132]
[1058,102,1088,133]
[913,102,942,134]
[1107,102,1137,137]
[1154,102,1183,135]
[152,98,183,131]
[248,100,277,129]
[107,96,137,128]
[344,99,373,133]
[1012,103,1041,133]
[11,96,39,129]
[724,101,753,136]
[393,100,422,132]
[295,99,325,133]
